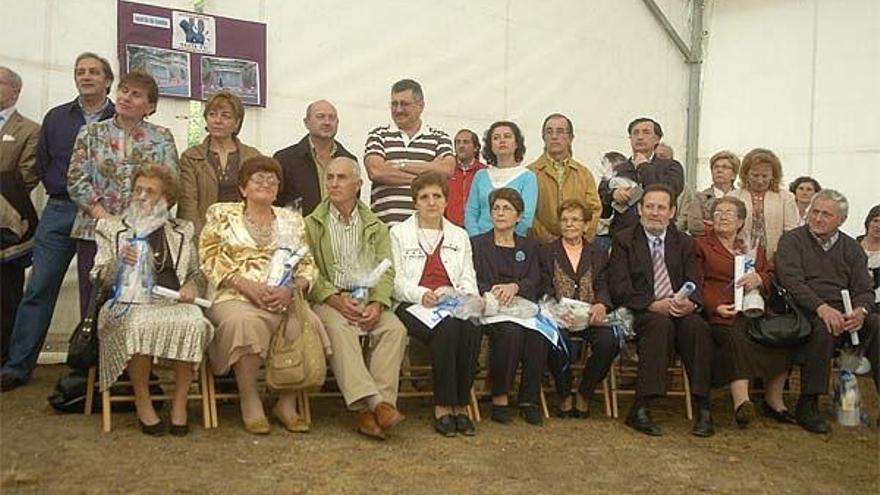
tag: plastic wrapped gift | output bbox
[482,293,539,319]
[113,202,169,305]
[540,296,592,331]
[434,287,485,321]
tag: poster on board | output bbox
[118,1,266,106]
[126,45,191,97]
[171,11,216,55]
[201,56,260,105]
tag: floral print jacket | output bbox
[67,118,179,240]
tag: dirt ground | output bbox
[1,364,878,495]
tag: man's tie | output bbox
[652,237,674,299]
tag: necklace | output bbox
[245,209,275,245]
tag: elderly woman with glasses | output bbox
[540,199,618,419]
[471,188,546,426]
[93,163,212,436]
[695,196,794,428]
[685,150,740,236]
[200,156,326,435]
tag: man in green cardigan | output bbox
[305,157,407,440]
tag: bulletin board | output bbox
[117,1,267,106]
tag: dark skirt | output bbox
[710,317,793,387]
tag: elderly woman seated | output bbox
[540,199,618,418]
[695,197,793,427]
[390,171,482,437]
[471,188,546,425]
[199,156,326,435]
[93,163,213,436]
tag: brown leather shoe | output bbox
[356,410,386,440]
[374,402,405,430]
[243,417,271,435]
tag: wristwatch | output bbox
[859,306,870,316]
[398,161,407,171]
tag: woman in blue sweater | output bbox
[465,121,537,237]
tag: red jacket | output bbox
[445,159,487,226]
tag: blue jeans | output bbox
[2,199,79,381]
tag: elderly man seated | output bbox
[305,157,407,440]
[776,189,879,433]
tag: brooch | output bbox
[515,250,526,262]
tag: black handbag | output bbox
[746,277,812,348]
[66,277,103,370]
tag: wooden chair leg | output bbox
[101,389,111,433]
[682,367,693,420]
[610,362,620,419]
[199,361,212,429]
[84,367,96,416]
[602,377,612,418]
[209,370,220,428]
[468,386,481,422]
[539,388,550,419]
[303,391,312,425]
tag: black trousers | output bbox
[1,259,27,365]
[486,321,549,405]
[799,313,879,396]
[633,312,713,399]
[395,305,482,407]
[550,326,619,398]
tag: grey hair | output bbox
[391,78,423,102]
[328,156,360,179]
[0,66,22,90]
[810,188,848,219]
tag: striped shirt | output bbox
[327,203,361,289]
[365,123,453,225]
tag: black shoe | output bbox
[520,404,544,426]
[734,400,756,428]
[625,406,662,436]
[692,408,715,437]
[555,406,573,419]
[490,405,513,424]
[169,422,189,437]
[795,397,830,434]
[760,401,797,425]
[139,419,166,437]
[454,414,476,436]
[433,414,457,437]
[0,373,25,392]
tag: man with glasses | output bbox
[599,117,684,235]
[528,113,601,244]
[364,79,454,225]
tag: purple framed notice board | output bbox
[117,1,267,107]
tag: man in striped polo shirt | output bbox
[364,79,455,225]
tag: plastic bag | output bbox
[540,296,591,331]
[434,287,485,322]
[482,293,539,319]
[112,198,170,307]
[833,368,861,427]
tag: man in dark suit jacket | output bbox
[607,184,714,437]
[599,117,685,234]
[0,66,40,366]
[273,100,356,216]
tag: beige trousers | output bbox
[313,303,406,408]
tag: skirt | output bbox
[206,299,330,376]
[710,318,793,387]
[98,299,214,391]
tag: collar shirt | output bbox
[811,230,840,252]
[327,203,362,289]
[308,136,337,199]
[0,106,14,126]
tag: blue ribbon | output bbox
[109,235,154,318]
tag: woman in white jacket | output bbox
[390,171,482,437]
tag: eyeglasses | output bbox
[712,210,738,219]
[492,204,517,213]
[543,128,570,137]
[249,174,280,187]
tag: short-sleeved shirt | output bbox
[364,123,452,225]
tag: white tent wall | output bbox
[699,0,879,237]
[1,0,692,339]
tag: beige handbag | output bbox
[265,289,327,391]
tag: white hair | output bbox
[0,66,22,90]
[810,189,849,219]
[328,156,361,179]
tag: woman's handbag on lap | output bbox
[746,277,812,347]
[265,290,327,391]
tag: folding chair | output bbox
[609,342,693,420]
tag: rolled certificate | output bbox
[674,281,696,302]
[734,255,745,311]
[152,285,212,309]
[841,289,860,345]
